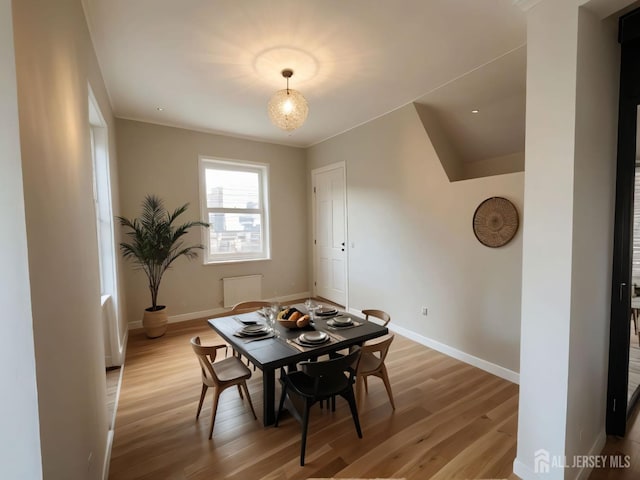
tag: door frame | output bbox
[311,161,348,307]
[606,7,640,436]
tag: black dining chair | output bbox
[274,347,362,466]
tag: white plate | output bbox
[300,331,329,344]
[242,324,268,334]
[315,307,338,317]
[332,317,353,326]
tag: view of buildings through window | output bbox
[200,158,269,262]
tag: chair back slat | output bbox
[362,309,391,326]
[231,300,271,314]
[190,336,225,386]
[300,347,361,379]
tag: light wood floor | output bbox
[108,317,519,479]
[589,406,640,480]
[106,367,121,429]
[589,325,640,480]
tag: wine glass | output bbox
[305,299,318,324]
[304,298,314,312]
[268,302,279,326]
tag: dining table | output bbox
[207,304,389,426]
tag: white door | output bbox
[312,164,347,306]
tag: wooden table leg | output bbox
[263,368,275,426]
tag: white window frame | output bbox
[198,156,271,264]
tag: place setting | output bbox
[287,330,336,351]
[325,315,362,330]
[314,306,339,317]
[233,323,275,343]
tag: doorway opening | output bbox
[606,7,640,436]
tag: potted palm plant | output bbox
[118,195,209,338]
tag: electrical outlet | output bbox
[421,307,428,316]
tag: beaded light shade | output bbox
[267,69,308,132]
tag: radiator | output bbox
[222,274,263,307]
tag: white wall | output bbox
[514,1,618,479]
[415,103,525,182]
[565,8,618,478]
[11,0,119,477]
[463,152,525,180]
[307,103,524,377]
[515,3,579,476]
[115,119,309,328]
[0,0,42,477]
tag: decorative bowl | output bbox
[277,314,310,329]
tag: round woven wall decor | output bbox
[472,197,519,248]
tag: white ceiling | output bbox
[83,0,526,148]
[416,46,526,163]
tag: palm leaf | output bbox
[117,195,209,309]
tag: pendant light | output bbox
[267,69,309,132]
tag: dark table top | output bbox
[208,306,389,370]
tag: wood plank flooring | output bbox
[589,406,640,480]
[106,367,121,430]
[108,317,519,479]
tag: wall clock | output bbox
[472,197,519,248]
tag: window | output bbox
[199,157,270,263]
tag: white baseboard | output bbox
[512,430,607,480]
[273,291,311,304]
[103,364,124,480]
[102,429,114,480]
[575,430,607,480]
[119,330,128,364]
[127,291,311,330]
[348,307,519,384]
[513,458,537,480]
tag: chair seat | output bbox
[190,336,257,439]
[286,370,351,399]
[358,351,383,374]
[355,333,395,410]
[212,356,252,383]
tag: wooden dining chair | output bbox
[355,333,395,410]
[274,348,362,466]
[361,309,391,327]
[190,336,257,439]
[231,300,272,314]
[230,300,272,368]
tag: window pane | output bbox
[208,213,263,254]
[205,169,260,209]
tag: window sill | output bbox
[203,257,271,266]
